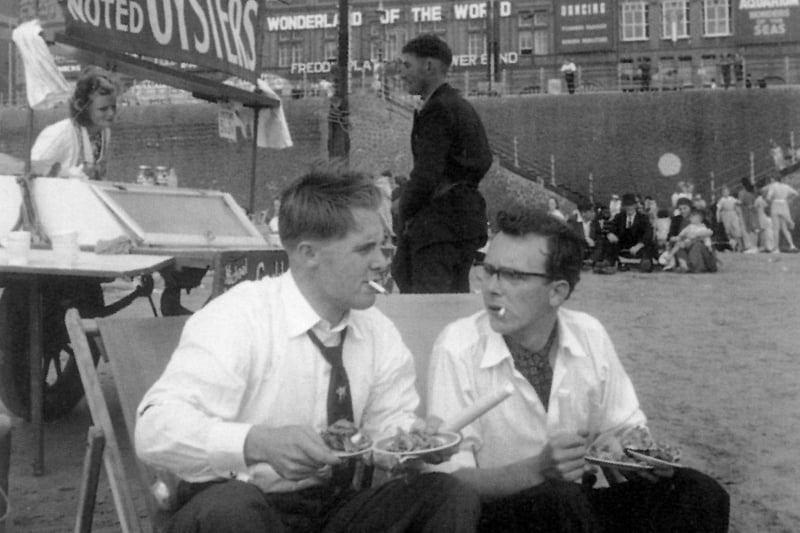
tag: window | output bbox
[278,31,291,42]
[703,0,731,36]
[385,33,400,61]
[468,18,485,31]
[323,41,338,62]
[278,45,291,68]
[534,29,550,56]
[518,12,533,28]
[370,41,381,62]
[468,33,486,56]
[519,30,534,55]
[621,1,649,41]
[662,0,689,40]
[324,26,337,39]
[291,44,304,65]
[533,11,549,27]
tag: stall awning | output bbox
[52,33,280,109]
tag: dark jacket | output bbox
[609,211,653,249]
[399,83,492,246]
[668,215,690,241]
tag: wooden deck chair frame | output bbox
[65,293,483,532]
[66,308,189,533]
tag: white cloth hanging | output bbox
[12,19,72,109]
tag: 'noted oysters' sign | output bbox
[61,0,262,81]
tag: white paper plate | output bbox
[585,455,654,471]
[332,447,372,459]
[624,448,683,469]
[373,431,462,458]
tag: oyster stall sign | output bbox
[60,0,263,82]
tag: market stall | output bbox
[0,1,294,474]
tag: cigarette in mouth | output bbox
[497,307,506,317]
[368,280,388,294]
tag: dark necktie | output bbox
[307,328,355,489]
[505,324,558,411]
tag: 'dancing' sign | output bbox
[61,0,262,81]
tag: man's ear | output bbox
[549,280,571,307]
[294,240,319,268]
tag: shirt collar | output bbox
[480,308,588,369]
[282,271,361,340]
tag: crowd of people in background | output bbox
[565,174,799,275]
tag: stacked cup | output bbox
[50,231,80,267]
[5,231,32,266]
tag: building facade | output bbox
[260,0,800,94]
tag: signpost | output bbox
[734,0,800,45]
[554,1,614,54]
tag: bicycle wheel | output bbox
[0,280,104,421]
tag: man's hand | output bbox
[586,237,595,248]
[243,425,340,481]
[629,243,644,255]
[539,432,590,483]
[607,233,619,244]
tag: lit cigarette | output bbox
[497,307,506,317]
[368,280,387,294]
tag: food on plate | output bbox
[320,419,372,453]
[587,425,681,467]
[385,426,443,453]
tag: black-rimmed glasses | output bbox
[481,263,551,285]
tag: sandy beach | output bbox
[2,252,799,532]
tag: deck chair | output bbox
[65,293,483,532]
[66,309,189,533]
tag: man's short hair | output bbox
[279,164,382,250]
[495,208,583,296]
[676,197,692,208]
[578,202,595,213]
[402,34,453,67]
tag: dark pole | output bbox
[328,0,350,161]
[248,106,259,216]
[491,0,500,83]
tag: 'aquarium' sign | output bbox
[735,0,800,43]
[62,0,262,82]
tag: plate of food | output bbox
[624,444,683,469]
[586,425,656,472]
[320,419,372,458]
[584,454,654,472]
[373,427,462,458]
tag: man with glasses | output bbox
[426,208,729,532]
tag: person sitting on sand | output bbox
[660,208,714,272]
[426,208,730,532]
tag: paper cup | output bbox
[51,231,79,267]
[6,231,31,266]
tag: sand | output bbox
[2,252,799,532]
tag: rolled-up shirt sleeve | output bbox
[425,326,483,473]
[135,299,258,482]
[592,329,647,441]
[360,315,420,439]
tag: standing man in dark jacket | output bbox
[393,34,493,293]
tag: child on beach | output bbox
[659,208,713,271]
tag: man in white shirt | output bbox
[136,167,480,532]
[427,208,729,532]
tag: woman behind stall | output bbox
[31,66,117,180]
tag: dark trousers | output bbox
[594,237,656,267]
[479,468,729,533]
[392,237,481,294]
[168,473,480,533]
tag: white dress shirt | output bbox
[427,307,646,478]
[135,272,419,493]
